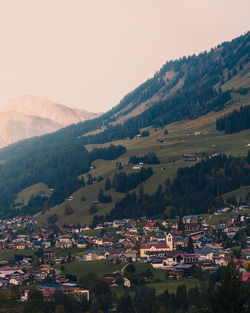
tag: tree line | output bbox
[129,153,160,165]
[216,105,250,134]
[111,167,153,193]
[94,152,250,222]
[0,262,248,313]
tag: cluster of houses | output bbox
[0,205,248,295]
[21,283,89,302]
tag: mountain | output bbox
[0,31,248,223]
[0,95,101,147]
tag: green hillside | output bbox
[37,103,250,225]
[14,183,51,207]
[0,32,248,223]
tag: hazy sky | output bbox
[0,0,249,112]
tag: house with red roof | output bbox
[144,222,159,231]
[242,271,250,283]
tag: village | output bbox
[0,203,248,304]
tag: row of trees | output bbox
[0,262,248,313]
[112,167,153,193]
[129,153,160,165]
[117,262,249,313]
[100,152,250,221]
[216,105,250,134]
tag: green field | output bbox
[0,249,35,260]
[55,260,200,295]
[54,260,124,278]
[148,278,200,295]
[220,186,250,203]
[206,208,250,225]
[14,182,51,207]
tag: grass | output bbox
[0,247,88,261]
[0,249,35,261]
[31,93,250,226]
[148,278,200,295]
[14,182,51,207]
[55,260,124,278]
[206,208,250,225]
[55,259,200,295]
[220,186,250,203]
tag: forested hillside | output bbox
[0,32,249,220]
[0,144,126,216]
[216,105,250,133]
[100,152,250,222]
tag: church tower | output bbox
[165,227,173,251]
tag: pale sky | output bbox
[0,0,249,113]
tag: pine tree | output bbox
[105,177,111,191]
[211,262,248,313]
[187,237,194,253]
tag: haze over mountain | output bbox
[0,95,101,147]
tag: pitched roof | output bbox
[141,242,169,249]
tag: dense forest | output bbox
[99,152,250,221]
[111,167,154,193]
[1,144,126,216]
[216,105,250,134]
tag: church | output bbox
[140,232,173,258]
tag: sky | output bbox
[0,0,249,113]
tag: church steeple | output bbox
[165,225,173,251]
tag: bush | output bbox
[89,204,98,215]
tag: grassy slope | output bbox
[221,186,250,203]
[14,182,51,207]
[206,208,250,225]
[35,89,250,226]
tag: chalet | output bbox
[213,256,230,267]
[123,277,131,287]
[100,277,116,286]
[113,220,126,228]
[21,290,30,301]
[195,247,214,260]
[150,233,166,242]
[143,222,158,231]
[162,252,199,267]
[168,268,184,279]
[0,270,24,278]
[198,259,217,272]
[76,239,87,248]
[133,165,142,170]
[175,264,195,276]
[150,257,164,269]
[10,276,23,285]
[242,272,250,283]
[59,283,89,301]
[182,215,199,224]
[82,250,104,261]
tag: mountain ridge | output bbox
[0,95,101,147]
